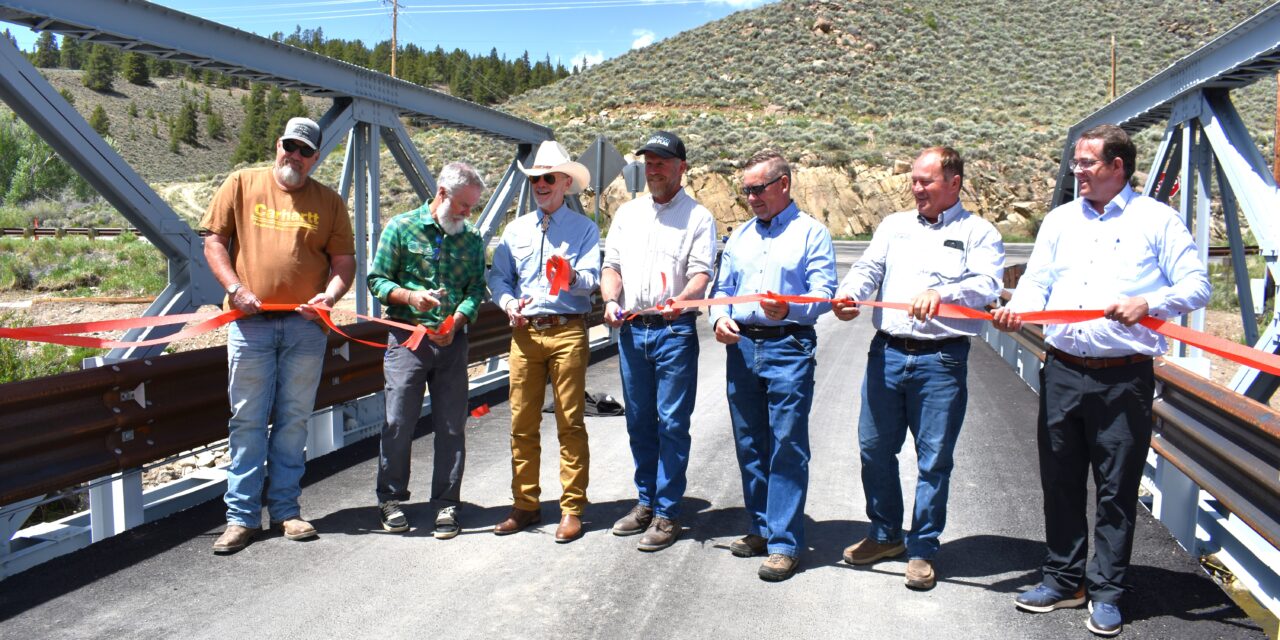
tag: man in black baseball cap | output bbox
[634,130,687,161]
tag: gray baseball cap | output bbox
[281,117,322,150]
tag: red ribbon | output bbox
[545,255,572,296]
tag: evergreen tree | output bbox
[88,105,110,136]
[232,83,268,165]
[58,88,74,106]
[149,56,173,78]
[207,111,225,140]
[33,32,59,68]
[127,101,138,117]
[122,52,149,85]
[172,100,198,145]
[59,36,83,69]
[2,29,16,51]
[82,44,115,92]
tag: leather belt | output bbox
[1049,347,1152,370]
[738,324,811,339]
[877,331,968,353]
[527,314,583,330]
[627,314,693,327]
[257,311,294,320]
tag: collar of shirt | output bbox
[755,201,799,231]
[653,188,688,214]
[1084,184,1137,220]
[916,200,965,228]
[538,203,574,230]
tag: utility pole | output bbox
[388,0,398,78]
[1110,34,1117,102]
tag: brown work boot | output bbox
[905,558,936,590]
[212,524,254,554]
[276,517,317,541]
[842,537,906,565]
[758,553,798,582]
[554,514,583,543]
[637,517,679,552]
[493,507,542,535]
[612,503,654,536]
[729,534,768,558]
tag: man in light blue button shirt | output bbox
[710,149,837,582]
[488,141,601,544]
[994,125,1209,636]
[833,146,1004,591]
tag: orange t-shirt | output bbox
[199,167,355,306]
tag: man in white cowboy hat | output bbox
[487,140,600,543]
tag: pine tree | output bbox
[82,44,115,92]
[173,100,198,145]
[232,83,268,165]
[59,36,83,69]
[33,32,59,68]
[88,105,110,136]
[206,111,225,140]
[122,52,149,85]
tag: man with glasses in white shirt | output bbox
[993,124,1209,636]
[601,131,715,552]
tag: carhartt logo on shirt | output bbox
[253,203,320,231]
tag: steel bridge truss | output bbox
[1051,1,1280,402]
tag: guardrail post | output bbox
[306,407,344,460]
[1151,454,1202,554]
[88,470,144,542]
[0,496,41,578]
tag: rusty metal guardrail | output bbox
[0,301,605,507]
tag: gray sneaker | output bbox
[612,503,654,536]
[379,500,409,533]
[434,506,460,540]
[637,517,679,552]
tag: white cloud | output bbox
[631,29,655,49]
[571,50,605,71]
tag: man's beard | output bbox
[274,162,305,189]
[436,198,466,236]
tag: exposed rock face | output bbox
[595,163,1043,239]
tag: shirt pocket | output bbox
[404,239,434,278]
[930,244,966,282]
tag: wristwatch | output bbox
[226,283,243,296]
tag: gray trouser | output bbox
[376,327,469,504]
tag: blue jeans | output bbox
[859,333,969,560]
[618,315,699,519]
[223,315,327,528]
[725,328,817,557]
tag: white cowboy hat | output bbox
[518,140,591,195]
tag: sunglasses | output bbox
[741,174,783,197]
[527,173,558,185]
[282,139,316,158]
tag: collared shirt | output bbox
[1007,185,1210,357]
[709,201,837,327]
[837,201,1005,339]
[488,203,601,316]
[367,203,486,327]
[603,188,715,315]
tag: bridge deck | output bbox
[0,314,1262,639]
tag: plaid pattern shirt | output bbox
[367,203,486,328]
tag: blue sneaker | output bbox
[1087,601,1123,636]
[1014,584,1086,613]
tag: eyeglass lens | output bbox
[528,174,557,185]
[283,140,316,158]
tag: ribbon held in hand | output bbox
[545,254,573,296]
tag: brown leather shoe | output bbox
[554,513,582,543]
[212,524,255,554]
[842,537,906,565]
[729,534,768,558]
[637,517,679,552]
[493,507,541,535]
[905,558,936,590]
[276,517,317,541]
[611,503,653,536]
[759,553,798,582]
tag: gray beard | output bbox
[275,164,305,189]
[436,198,465,235]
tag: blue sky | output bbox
[6,0,776,72]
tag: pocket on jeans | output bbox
[786,334,816,358]
[668,321,696,338]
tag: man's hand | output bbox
[990,307,1023,332]
[660,298,682,322]
[228,286,262,315]
[604,300,625,328]
[759,297,789,322]
[408,290,441,312]
[909,289,941,322]
[427,313,464,346]
[832,296,861,321]
[296,292,335,321]
[714,317,741,345]
[1104,296,1149,327]
[505,297,530,328]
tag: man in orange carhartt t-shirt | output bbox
[200,117,356,554]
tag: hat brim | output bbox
[280,134,318,150]
[518,160,591,195]
[635,145,680,159]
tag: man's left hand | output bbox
[909,289,941,322]
[759,297,789,322]
[660,297,683,321]
[1104,296,1149,327]
[297,292,336,321]
[428,314,463,346]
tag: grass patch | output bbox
[0,311,104,383]
[0,232,165,296]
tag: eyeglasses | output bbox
[282,139,316,158]
[1070,157,1108,171]
[741,174,783,197]
[528,174,558,185]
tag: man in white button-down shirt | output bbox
[601,131,715,553]
[832,146,1005,591]
[994,125,1209,637]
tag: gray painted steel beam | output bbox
[0,0,552,145]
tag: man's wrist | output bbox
[226,282,243,296]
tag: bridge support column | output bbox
[1150,453,1201,554]
[89,470,144,542]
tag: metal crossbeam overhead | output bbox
[0,0,552,145]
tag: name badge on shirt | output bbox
[943,239,964,251]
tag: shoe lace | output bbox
[381,501,403,519]
[436,506,457,524]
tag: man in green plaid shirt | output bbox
[367,161,487,538]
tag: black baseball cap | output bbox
[635,131,687,161]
